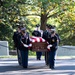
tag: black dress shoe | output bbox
[23,66,27,68]
[39,58,41,60]
[46,63,49,66]
[49,66,55,69]
[37,58,41,60]
[50,67,55,69]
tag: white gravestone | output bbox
[0,41,9,56]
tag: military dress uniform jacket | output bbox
[13,31,20,48]
[18,32,30,50]
[32,30,41,37]
[42,30,51,42]
[48,35,57,51]
[55,33,61,43]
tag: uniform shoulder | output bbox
[26,32,30,36]
[43,30,48,34]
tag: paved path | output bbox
[0,56,75,75]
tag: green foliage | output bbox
[29,50,36,56]
[0,0,75,51]
[0,21,13,49]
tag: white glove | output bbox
[49,44,52,47]
[47,44,52,50]
[23,44,28,47]
[28,44,32,47]
[47,45,50,50]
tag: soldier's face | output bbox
[51,33,55,37]
[18,28,21,33]
[48,29,51,32]
[36,27,40,30]
[46,27,48,30]
[21,31,25,35]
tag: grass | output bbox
[0,55,17,58]
[0,55,75,59]
[0,55,37,58]
[0,55,45,59]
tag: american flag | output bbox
[30,36,46,43]
[28,36,50,50]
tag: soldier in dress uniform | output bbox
[48,30,58,69]
[17,27,30,68]
[32,24,42,60]
[13,25,23,66]
[42,24,53,65]
[51,25,61,47]
[32,24,41,37]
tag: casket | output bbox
[30,36,48,52]
[31,42,48,52]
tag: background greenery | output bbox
[0,0,75,56]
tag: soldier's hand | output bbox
[23,44,28,47]
[47,45,50,50]
[49,44,52,47]
[47,44,52,49]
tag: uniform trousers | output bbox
[17,49,22,66]
[45,52,49,65]
[49,50,56,68]
[20,49,28,68]
[36,52,42,60]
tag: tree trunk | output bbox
[40,13,47,31]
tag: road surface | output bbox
[0,56,75,75]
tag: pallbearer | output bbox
[42,24,52,65]
[18,27,30,68]
[48,31,58,69]
[13,25,23,66]
[32,24,42,60]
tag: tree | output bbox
[57,4,75,45]
[17,0,74,30]
[0,0,75,49]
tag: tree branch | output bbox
[20,14,40,17]
[47,11,59,19]
[47,9,67,19]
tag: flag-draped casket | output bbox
[29,36,48,52]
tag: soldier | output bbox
[48,30,58,69]
[42,24,52,41]
[32,24,41,37]
[17,27,30,68]
[51,26,61,47]
[32,24,42,60]
[42,24,52,65]
[13,25,23,66]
